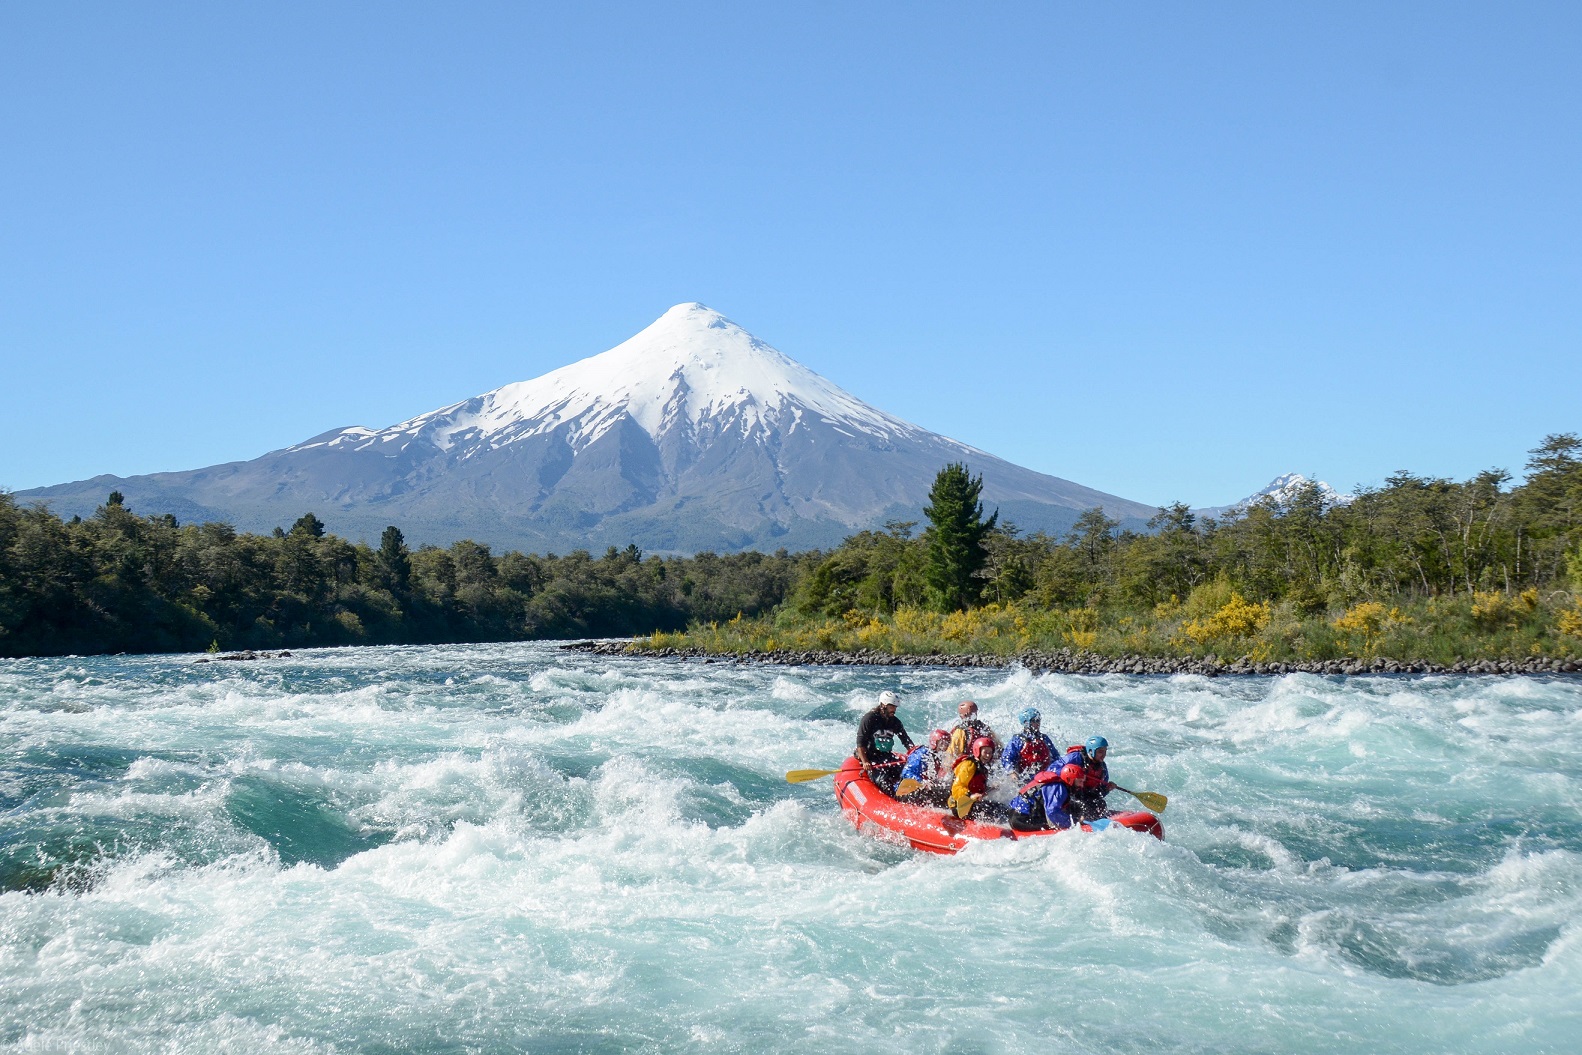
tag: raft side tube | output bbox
[833,757,1163,854]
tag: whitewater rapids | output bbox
[2,643,1578,1053]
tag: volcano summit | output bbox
[21,304,1156,552]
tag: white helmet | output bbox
[878,690,900,707]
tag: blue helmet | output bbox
[1085,735,1109,755]
[1017,707,1041,728]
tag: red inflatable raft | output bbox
[833,756,1163,855]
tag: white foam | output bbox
[4,644,1582,1053]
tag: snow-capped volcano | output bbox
[292,303,930,458]
[21,304,1158,553]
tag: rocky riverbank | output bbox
[562,639,1582,676]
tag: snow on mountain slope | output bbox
[291,303,940,458]
[21,303,1158,553]
[1249,472,1353,508]
[1198,473,1355,519]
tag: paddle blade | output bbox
[785,768,839,784]
[896,778,920,797]
[1130,789,1168,813]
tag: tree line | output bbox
[790,437,1582,628]
[2,434,1578,659]
[0,495,814,658]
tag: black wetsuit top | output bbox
[855,708,915,764]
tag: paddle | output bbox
[1112,784,1168,813]
[785,768,840,784]
[896,778,921,797]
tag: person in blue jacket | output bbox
[898,729,952,805]
[1057,735,1116,823]
[1006,763,1072,831]
[1006,734,1115,831]
[999,708,1057,783]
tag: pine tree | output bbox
[922,463,997,612]
[290,512,326,538]
[378,526,412,594]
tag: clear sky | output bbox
[2,1,1578,508]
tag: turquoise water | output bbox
[2,644,1579,1054]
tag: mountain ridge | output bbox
[19,304,1160,553]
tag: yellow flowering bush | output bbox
[1330,601,1415,656]
[941,609,983,641]
[1067,607,1099,631]
[1333,601,1389,637]
[1182,594,1271,645]
[893,608,940,636]
[854,617,891,647]
[1470,590,1523,627]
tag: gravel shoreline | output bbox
[562,640,1581,677]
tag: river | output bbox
[2,643,1578,1053]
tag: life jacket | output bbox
[1009,769,1071,828]
[1013,734,1053,773]
[952,755,987,796]
[949,720,992,759]
[1017,767,1062,798]
[1061,746,1109,790]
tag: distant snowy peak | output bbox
[1252,473,1354,508]
[1202,473,1354,518]
[291,302,932,457]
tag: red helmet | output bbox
[928,728,951,751]
[1060,763,1086,785]
[971,736,996,756]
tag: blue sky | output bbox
[2,1,1578,508]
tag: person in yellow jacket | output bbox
[946,700,998,763]
[947,736,999,819]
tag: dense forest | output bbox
[0,496,814,658]
[793,435,1582,615]
[660,435,1582,664]
[2,434,1580,661]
